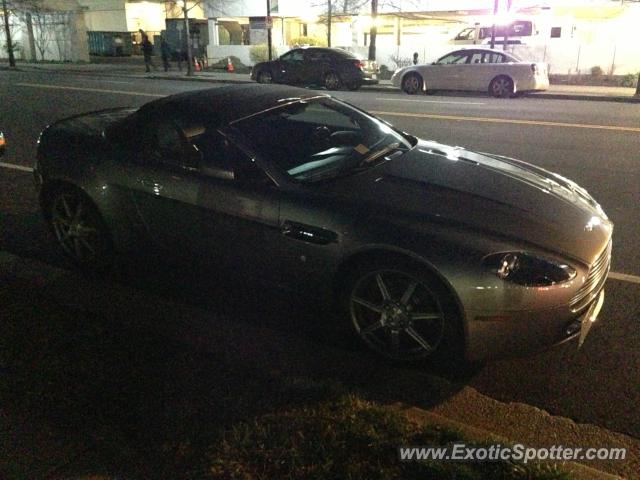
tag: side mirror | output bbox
[0,132,5,157]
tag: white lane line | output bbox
[15,83,164,97]
[0,161,639,286]
[0,162,34,172]
[376,97,486,105]
[609,272,640,284]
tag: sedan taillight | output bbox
[354,60,365,70]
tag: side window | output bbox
[436,52,468,64]
[141,119,188,167]
[282,49,303,62]
[196,130,272,185]
[486,53,506,64]
[469,52,483,64]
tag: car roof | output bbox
[139,84,328,126]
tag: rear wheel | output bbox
[324,71,342,90]
[489,75,514,98]
[346,81,361,91]
[45,187,112,268]
[345,258,463,362]
[257,70,273,84]
[402,73,423,95]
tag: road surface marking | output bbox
[15,83,164,98]
[0,162,34,172]
[375,98,486,105]
[370,111,640,133]
[609,272,640,284]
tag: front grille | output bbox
[570,240,612,312]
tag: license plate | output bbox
[578,290,604,348]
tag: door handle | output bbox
[140,179,163,194]
[281,220,337,245]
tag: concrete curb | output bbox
[395,405,624,480]
[146,73,640,103]
[5,64,639,103]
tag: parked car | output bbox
[251,47,378,91]
[391,48,549,97]
[34,85,611,363]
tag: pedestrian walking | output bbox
[139,29,155,73]
[160,36,171,72]
[413,52,419,65]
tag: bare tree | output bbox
[1,0,17,66]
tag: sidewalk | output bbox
[9,61,640,103]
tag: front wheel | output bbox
[345,259,463,362]
[46,187,112,267]
[257,70,273,84]
[402,73,423,95]
[324,71,342,90]
[489,75,514,98]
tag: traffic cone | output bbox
[225,57,234,72]
[193,57,201,72]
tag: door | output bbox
[189,128,281,278]
[127,116,203,254]
[428,50,470,90]
[273,49,305,84]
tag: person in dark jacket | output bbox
[139,29,155,73]
[160,36,171,72]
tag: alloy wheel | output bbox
[350,269,446,360]
[258,71,272,84]
[402,74,422,95]
[490,77,514,98]
[50,192,109,264]
[324,72,341,90]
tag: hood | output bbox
[328,139,612,263]
[51,107,137,137]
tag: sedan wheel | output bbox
[48,189,111,266]
[324,72,342,90]
[257,70,272,84]
[348,265,452,361]
[402,73,423,95]
[489,76,514,98]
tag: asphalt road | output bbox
[1,69,639,446]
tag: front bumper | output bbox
[464,287,606,362]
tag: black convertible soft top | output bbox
[140,84,328,127]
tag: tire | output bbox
[324,71,342,90]
[489,75,514,98]
[257,70,273,84]
[343,258,463,363]
[45,186,112,268]
[402,73,423,95]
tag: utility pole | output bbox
[2,0,16,67]
[327,0,331,47]
[490,0,499,50]
[503,0,513,51]
[368,0,377,61]
[635,72,640,96]
[266,0,272,60]
[183,0,193,76]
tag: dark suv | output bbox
[250,47,378,91]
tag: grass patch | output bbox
[209,385,571,480]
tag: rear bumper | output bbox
[361,77,379,86]
[517,75,549,92]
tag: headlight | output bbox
[483,252,576,287]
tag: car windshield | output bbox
[233,98,415,183]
